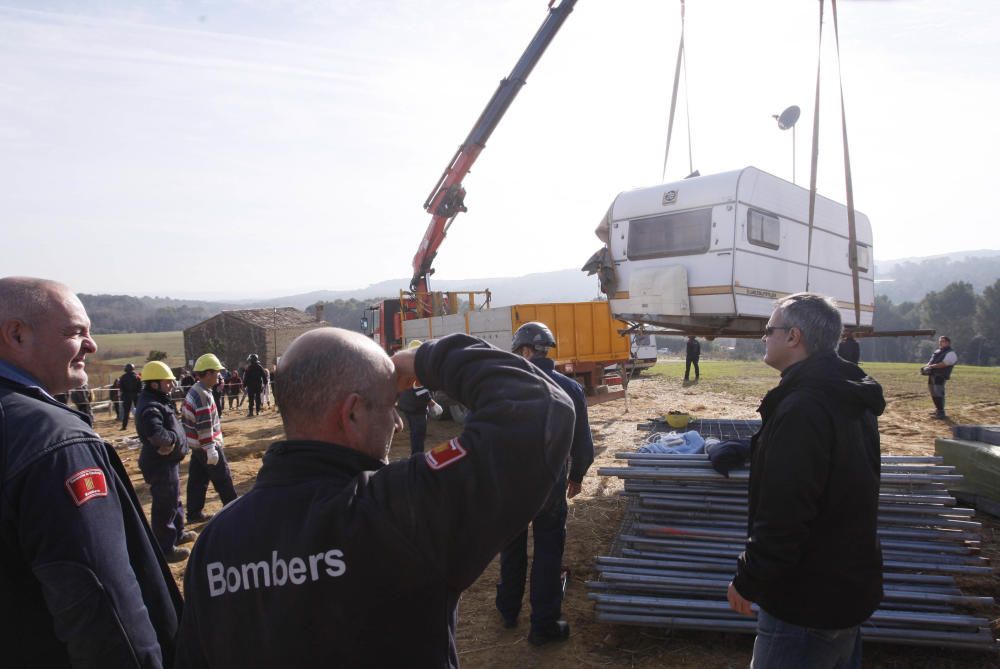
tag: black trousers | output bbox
[121,394,138,428]
[404,412,428,455]
[684,358,700,380]
[496,470,568,630]
[141,461,185,552]
[186,447,238,519]
[247,390,262,415]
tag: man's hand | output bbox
[727,581,755,617]
[567,480,582,499]
[390,349,418,393]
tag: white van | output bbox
[585,167,874,336]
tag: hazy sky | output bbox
[2,0,997,299]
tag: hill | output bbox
[78,250,998,334]
[240,269,603,311]
[875,251,1000,304]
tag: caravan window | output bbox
[747,209,780,250]
[854,243,872,272]
[626,208,712,260]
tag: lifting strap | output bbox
[805,0,862,326]
[661,0,693,180]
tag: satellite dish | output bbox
[775,105,801,130]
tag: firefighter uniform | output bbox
[137,384,189,556]
[0,365,182,668]
[176,334,575,668]
[495,355,595,639]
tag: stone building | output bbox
[183,306,328,370]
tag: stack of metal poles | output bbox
[590,419,999,653]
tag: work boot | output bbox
[178,530,198,545]
[528,620,570,646]
[164,546,191,563]
[187,512,214,523]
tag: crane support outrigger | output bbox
[409,0,577,315]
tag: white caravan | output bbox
[585,167,874,336]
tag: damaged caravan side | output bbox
[584,166,874,336]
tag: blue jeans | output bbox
[751,609,861,669]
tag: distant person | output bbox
[174,329,574,668]
[181,353,238,523]
[922,335,958,420]
[69,384,94,417]
[110,377,122,419]
[0,276,182,667]
[395,340,442,455]
[212,369,226,415]
[728,293,884,668]
[684,335,701,382]
[838,332,861,364]
[226,368,243,410]
[180,369,195,393]
[263,365,275,409]
[118,362,142,430]
[243,353,266,417]
[136,361,195,562]
[496,321,594,646]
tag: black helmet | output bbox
[247,354,259,363]
[511,322,556,353]
[124,363,135,372]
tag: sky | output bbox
[2,0,998,299]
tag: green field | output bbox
[647,358,1000,416]
[92,331,185,369]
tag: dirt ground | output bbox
[98,366,1000,668]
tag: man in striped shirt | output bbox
[182,353,238,524]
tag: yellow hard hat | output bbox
[193,353,225,372]
[141,360,175,382]
[407,340,423,350]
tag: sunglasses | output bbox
[764,325,792,336]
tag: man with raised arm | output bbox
[176,329,575,668]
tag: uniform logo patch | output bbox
[425,438,467,471]
[65,468,108,506]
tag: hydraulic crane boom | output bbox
[410,0,577,299]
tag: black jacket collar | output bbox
[761,351,885,419]
[255,440,385,486]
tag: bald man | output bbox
[176,329,575,668]
[0,277,183,668]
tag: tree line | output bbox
[82,280,1000,367]
[655,278,1000,366]
[79,294,230,334]
[861,279,1000,365]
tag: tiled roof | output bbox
[221,307,318,329]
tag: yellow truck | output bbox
[400,299,631,405]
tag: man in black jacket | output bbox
[118,361,142,430]
[137,360,194,562]
[684,335,701,382]
[496,321,595,646]
[0,276,182,668]
[728,293,885,669]
[175,328,575,668]
[242,353,266,417]
[837,331,861,364]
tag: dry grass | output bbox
[93,360,1000,668]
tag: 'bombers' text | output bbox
[208,549,347,597]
